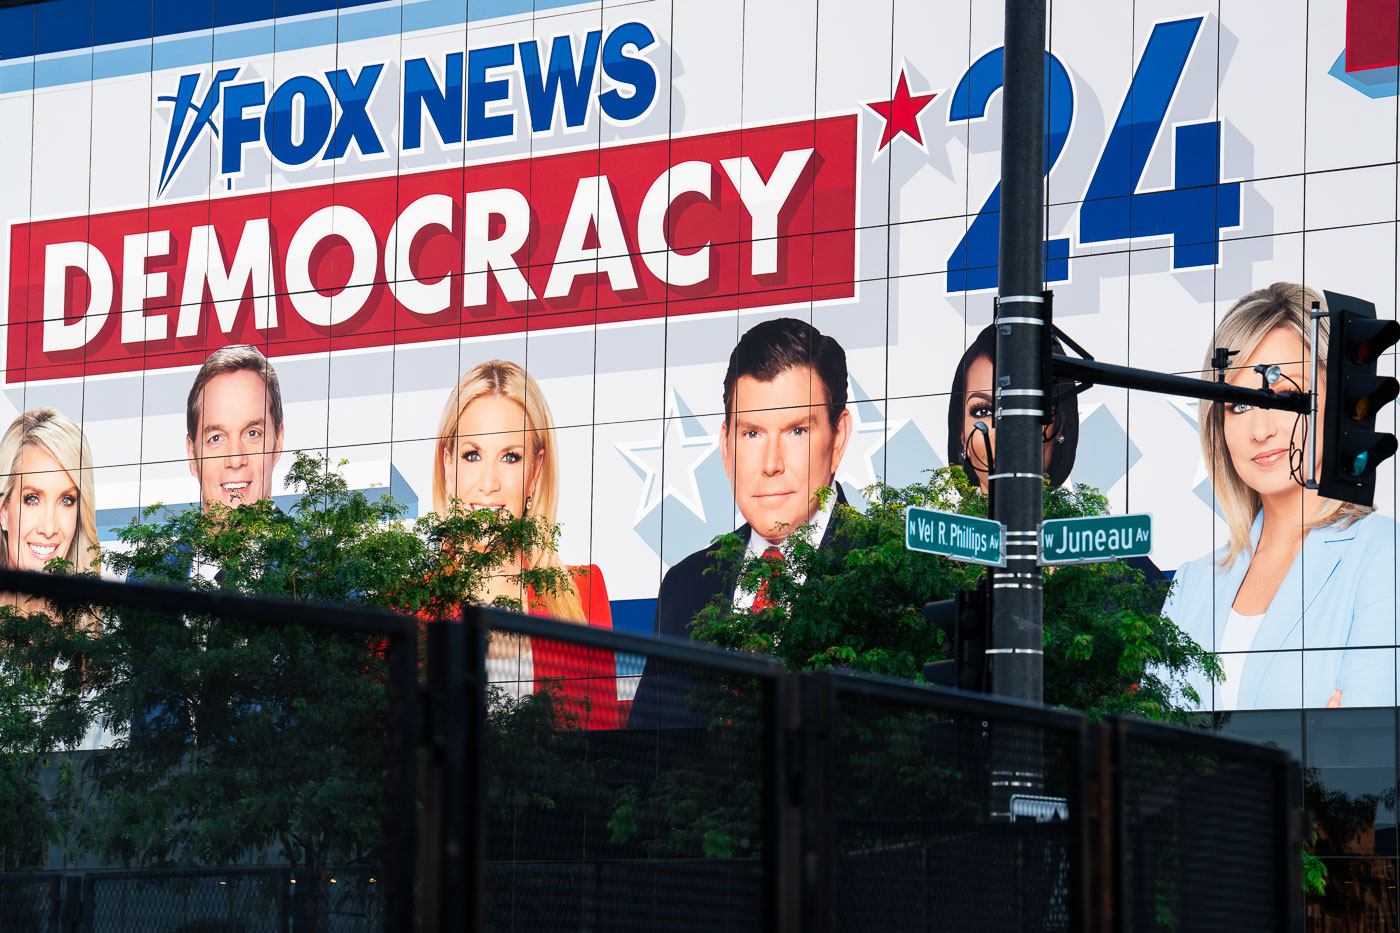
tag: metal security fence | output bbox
[420,611,784,933]
[0,872,63,931]
[0,566,418,933]
[0,571,1303,932]
[1114,716,1303,932]
[89,868,384,933]
[812,671,1089,932]
[0,868,385,933]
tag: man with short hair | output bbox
[185,345,285,513]
[629,318,852,726]
[128,346,287,738]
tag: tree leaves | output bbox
[694,468,1217,723]
[0,452,579,872]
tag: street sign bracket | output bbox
[1036,553,1118,568]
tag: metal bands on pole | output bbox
[991,0,1048,708]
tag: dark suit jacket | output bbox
[628,484,849,729]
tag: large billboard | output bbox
[2,0,1398,714]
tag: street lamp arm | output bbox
[1051,354,1311,414]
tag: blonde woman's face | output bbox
[2,446,79,572]
[1223,327,1321,500]
[440,396,542,519]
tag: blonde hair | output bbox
[433,361,584,622]
[0,408,99,574]
[1200,283,1369,569]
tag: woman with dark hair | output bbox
[945,323,1165,595]
[945,324,1079,491]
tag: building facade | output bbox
[2,0,1399,923]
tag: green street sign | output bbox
[905,506,1006,567]
[1039,513,1152,566]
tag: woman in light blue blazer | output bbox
[1164,283,1397,711]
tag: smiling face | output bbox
[439,395,542,518]
[186,369,285,512]
[2,446,79,572]
[1223,326,1319,499]
[961,354,1055,491]
[720,365,852,545]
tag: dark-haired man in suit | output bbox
[186,344,285,515]
[629,317,852,727]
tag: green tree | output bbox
[0,614,83,871]
[692,468,1218,721]
[0,453,579,887]
[615,469,1221,871]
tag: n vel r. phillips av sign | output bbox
[904,506,1006,567]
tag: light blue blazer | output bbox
[1164,510,1397,710]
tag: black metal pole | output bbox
[992,0,1047,705]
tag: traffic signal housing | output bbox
[921,576,990,692]
[1320,290,1400,506]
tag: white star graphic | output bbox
[835,382,909,493]
[615,391,720,525]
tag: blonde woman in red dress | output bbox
[432,360,618,730]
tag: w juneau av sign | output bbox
[1038,514,1152,566]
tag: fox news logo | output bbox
[156,21,658,196]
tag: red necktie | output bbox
[752,546,785,612]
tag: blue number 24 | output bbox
[946,48,1073,293]
[947,16,1241,293]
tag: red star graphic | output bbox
[865,70,938,152]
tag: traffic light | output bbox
[1320,290,1400,506]
[921,576,990,692]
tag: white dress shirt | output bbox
[731,493,836,610]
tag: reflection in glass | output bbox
[1306,709,1398,858]
[1309,858,1397,931]
[1212,708,1305,763]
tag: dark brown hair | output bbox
[186,345,284,442]
[946,324,1079,486]
[722,318,848,427]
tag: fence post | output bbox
[385,618,420,933]
[795,672,836,933]
[765,671,796,933]
[1065,715,1091,931]
[463,609,488,933]
[290,868,313,933]
[59,874,87,933]
[1281,759,1305,932]
[420,620,468,933]
[1087,721,1116,933]
[277,869,290,933]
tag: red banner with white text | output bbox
[7,114,857,383]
